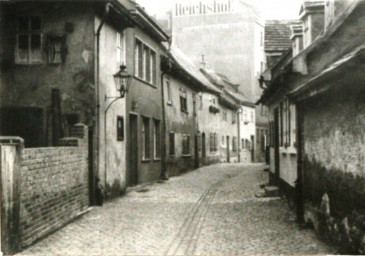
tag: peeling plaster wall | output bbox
[302,83,365,253]
[165,76,198,177]
[0,3,95,140]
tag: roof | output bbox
[200,67,252,105]
[168,46,221,94]
[265,20,298,53]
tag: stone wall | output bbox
[302,83,365,254]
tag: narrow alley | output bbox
[18,164,335,255]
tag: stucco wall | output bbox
[126,27,163,185]
[96,17,127,198]
[165,75,198,176]
[301,82,365,253]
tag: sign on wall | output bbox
[174,0,237,17]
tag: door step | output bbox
[264,186,280,197]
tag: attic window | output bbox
[16,16,43,64]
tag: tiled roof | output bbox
[265,20,298,52]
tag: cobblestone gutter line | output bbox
[164,178,230,255]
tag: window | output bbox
[166,78,172,104]
[142,117,150,159]
[143,47,149,80]
[154,120,161,159]
[16,16,43,64]
[243,109,248,123]
[117,31,125,65]
[232,111,236,124]
[222,136,225,145]
[117,116,124,141]
[182,134,190,155]
[241,139,245,149]
[151,51,157,84]
[134,38,157,85]
[47,36,63,64]
[199,93,203,110]
[223,110,227,121]
[209,133,218,152]
[250,111,254,123]
[193,94,197,116]
[135,40,142,77]
[232,137,237,151]
[180,88,188,113]
[169,132,175,156]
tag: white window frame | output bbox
[117,31,126,66]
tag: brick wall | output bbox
[19,124,89,248]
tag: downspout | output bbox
[160,69,168,180]
[95,2,111,203]
[237,108,241,162]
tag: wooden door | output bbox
[274,108,280,178]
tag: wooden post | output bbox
[0,137,23,255]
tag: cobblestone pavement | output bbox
[19,163,336,255]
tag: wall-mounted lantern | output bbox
[113,65,132,98]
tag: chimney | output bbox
[200,54,207,69]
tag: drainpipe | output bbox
[160,69,168,180]
[237,108,241,162]
[95,2,111,203]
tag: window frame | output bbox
[16,16,43,65]
[182,134,191,155]
[134,37,157,86]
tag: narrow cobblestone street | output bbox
[19,164,335,255]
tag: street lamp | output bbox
[113,64,132,98]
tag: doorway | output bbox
[128,114,138,186]
[226,136,230,162]
[194,135,199,169]
[274,108,280,178]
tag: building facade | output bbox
[0,0,169,201]
[259,0,365,253]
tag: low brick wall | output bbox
[17,124,89,249]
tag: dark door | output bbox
[251,135,255,162]
[296,104,305,223]
[194,135,199,168]
[226,136,230,162]
[274,108,280,178]
[202,133,206,164]
[128,114,138,186]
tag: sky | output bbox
[136,0,303,20]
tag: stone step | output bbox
[264,186,280,197]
